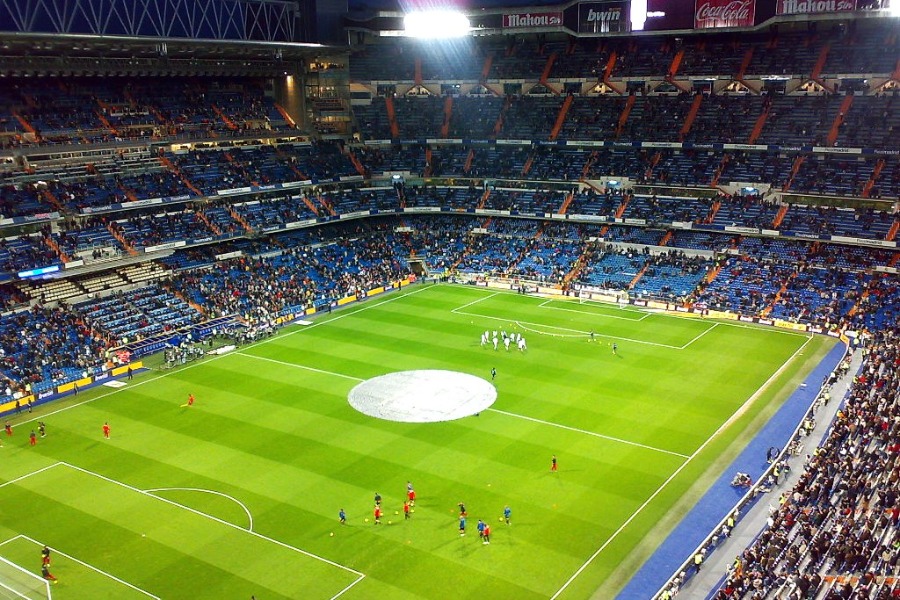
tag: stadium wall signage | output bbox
[776,0,856,14]
[694,0,756,28]
[574,1,630,33]
[502,11,563,28]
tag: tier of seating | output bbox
[350,22,898,83]
[1,78,295,148]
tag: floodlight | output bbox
[404,10,470,38]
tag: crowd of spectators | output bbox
[709,327,900,599]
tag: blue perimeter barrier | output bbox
[617,340,847,599]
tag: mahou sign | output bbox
[694,0,756,28]
[502,11,564,28]
[776,0,856,14]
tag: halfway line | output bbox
[487,408,689,459]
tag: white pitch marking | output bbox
[678,322,720,349]
[58,462,366,580]
[537,298,650,322]
[144,487,255,532]
[487,409,689,459]
[18,534,161,599]
[549,334,814,600]
[455,284,810,338]
[450,291,500,313]
[455,309,684,349]
[236,353,365,382]
[0,462,64,490]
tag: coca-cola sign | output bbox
[577,1,630,33]
[502,11,564,28]
[776,0,856,14]
[694,0,756,28]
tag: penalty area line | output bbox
[144,487,254,532]
[549,334,815,600]
[58,461,366,579]
[235,353,365,382]
[18,534,161,599]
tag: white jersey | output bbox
[493,338,498,350]
[504,337,511,351]
[518,337,527,351]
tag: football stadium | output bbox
[0,0,897,598]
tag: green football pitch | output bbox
[0,284,835,600]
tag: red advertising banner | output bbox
[502,11,564,28]
[694,0,756,28]
[776,0,856,14]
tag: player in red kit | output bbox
[4,422,11,436]
[482,523,491,544]
[102,422,110,439]
[403,501,411,520]
[181,394,194,408]
[374,505,382,525]
[551,455,557,472]
[407,487,416,508]
[29,430,36,446]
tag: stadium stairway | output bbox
[476,188,491,209]
[549,94,573,141]
[106,223,139,256]
[11,110,37,137]
[825,95,854,147]
[316,193,337,216]
[440,96,453,138]
[385,96,400,139]
[810,42,832,89]
[463,148,475,174]
[227,205,254,233]
[273,103,297,127]
[747,103,769,145]
[709,155,730,188]
[558,191,576,215]
[521,151,535,176]
[615,94,636,139]
[886,218,900,242]
[539,52,559,93]
[678,94,704,142]
[40,188,65,212]
[158,155,203,197]
[862,158,886,199]
[782,156,806,193]
[628,264,648,289]
[43,235,71,263]
[772,204,790,229]
[212,104,239,130]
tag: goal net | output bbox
[0,556,51,600]
[577,289,629,306]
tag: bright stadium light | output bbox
[403,10,470,38]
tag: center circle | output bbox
[347,370,498,423]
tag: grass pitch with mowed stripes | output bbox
[0,285,835,600]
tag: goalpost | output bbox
[577,289,629,307]
[0,556,51,600]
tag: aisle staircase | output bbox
[549,95,573,141]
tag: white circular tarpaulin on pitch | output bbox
[348,370,497,423]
